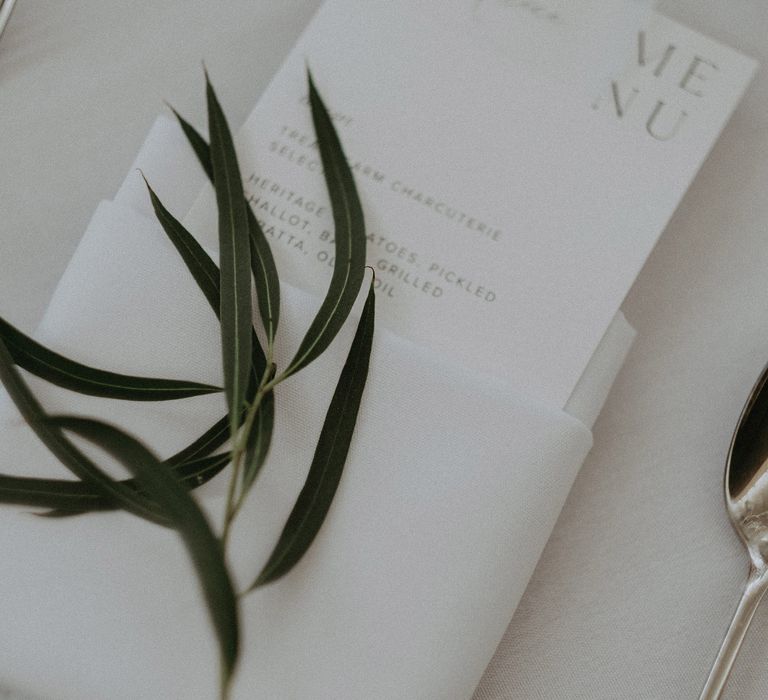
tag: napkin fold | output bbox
[0,118,633,699]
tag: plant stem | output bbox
[220,460,242,548]
[219,355,303,543]
[221,357,273,546]
[219,659,230,700]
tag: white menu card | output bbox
[186,1,756,407]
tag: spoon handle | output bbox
[699,568,768,699]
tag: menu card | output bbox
[185,2,755,408]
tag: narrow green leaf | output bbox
[143,176,222,313]
[51,416,239,686]
[246,207,280,346]
[241,384,274,495]
[0,453,230,515]
[0,381,259,517]
[250,282,375,590]
[144,178,267,387]
[165,414,231,466]
[283,72,367,378]
[0,315,219,401]
[170,451,230,486]
[0,337,166,525]
[206,73,253,437]
[23,402,257,516]
[168,106,214,180]
[170,109,281,346]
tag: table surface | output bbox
[2,2,768,699]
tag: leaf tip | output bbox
[203,63,217,102]
[306,66,319,100]
[163,99,180,119]
[137,170,160,208]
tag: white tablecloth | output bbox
[2,2,768,698]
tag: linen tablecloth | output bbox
[2,2,768,698]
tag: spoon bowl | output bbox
[700,361,768,699]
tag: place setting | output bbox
[0,2,765,698]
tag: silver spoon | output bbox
[700,362,768,698]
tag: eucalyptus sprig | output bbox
[0,70,374,698]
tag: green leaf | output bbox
[246,207,280,347]
[206,73,253,437]
[241,382,274,495]
[154,452,231,490]
[165,414,232,466]
[51,416,239,688]
[143,176,222,314]
[168,106,214,180]
[170,109,281,347]
[6,378,261,517]
[283,72,367,378]
[144,177,268,384]
[0,474,106,511]
[0,337,166,525]
[250,282,375,590]
[0,315,219,401]
[0,453,230,515]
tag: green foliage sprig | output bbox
[0,70,374,698]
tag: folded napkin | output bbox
[0,118,633,699]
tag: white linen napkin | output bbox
[0,119,633,699]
